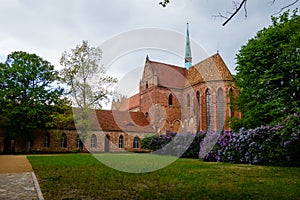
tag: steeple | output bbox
[185,23,192,70]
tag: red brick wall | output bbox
[0,129,152,153]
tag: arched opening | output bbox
[105,135,110,152]
[217,88,224,132]
[168,93,173,106]
[133,136,140,149]
[206,89,213,132]
[76,135,83,149]
[61,133,67,148]
[4,136,15,154]
[195,91,201,131]
[91,134,97,148]
[44,133,50,148]
[146,81,148,89]
[229,88,234,117]
[119,135,124,149]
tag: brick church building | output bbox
[112,24,239,134]
[0,24,239,153]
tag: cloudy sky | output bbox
[0,0,298,101]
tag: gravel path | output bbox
[0,155,44,200]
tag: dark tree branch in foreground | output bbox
[220,0,248,26]
[159,0,299,26]
[272,0,299,15]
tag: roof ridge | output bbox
[149,60,185,70]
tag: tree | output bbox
[0,51,65,141]
[60,40,117,109]
[159,0,299,26]
[60,41,117,142]
[231,10,300,130]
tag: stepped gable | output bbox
[149,60,187,89]
[95,110,154,132]
[128,93,140,110]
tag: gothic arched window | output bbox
[44,133,50,148]
[133,136,140,149]
[91,134,97,148]
[76,135,83,149]
[119,135,124,149]
[206,89,212,131]
[61,133,67,148]
[168,94,173,106]
[229,88,234,117]
[217,88,224,132]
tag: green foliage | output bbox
[233,9,300,130]
[60,40,117,109]
[0,51,65,138]
[46,103,74,130]
[140,134,155,149]
[141,131,206,158]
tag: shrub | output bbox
[141,131,206,158]
[206,114,300,167]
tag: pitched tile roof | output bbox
[128,93,140,110]
[72,108,154,133]
[148,53,233,88]
[95,110,154,132]
[188,53,233,83]
[149,60,187,89]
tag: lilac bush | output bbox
[205,114,300,166]
[141,114,299,166]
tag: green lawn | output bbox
[28,154,300,200]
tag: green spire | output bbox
[185,23,192,69]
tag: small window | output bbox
[76,135,83,149]
[146,81,148,89]
[168,94,173,106]
[119,135,124,149]
[91,134,97,148]
[133,136,140,149]
[61,133,67,148]
[44,133,50,148]
[145,112,149,118]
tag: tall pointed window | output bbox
[168,94,173,106]
[133,136,139,149]
[187,94,190,107]
[44,133,50,148]
[229,88,234,117]
[195,91,201,129]
[206,89,212,131]
[146,81,149,89]
[61,133,67,148]
[76,135,83,149]
[217,88,224,132]
[119,135,124,149]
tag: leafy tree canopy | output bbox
[60,40,117,109]
[232,9,300,130]
[0,51,66,138]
